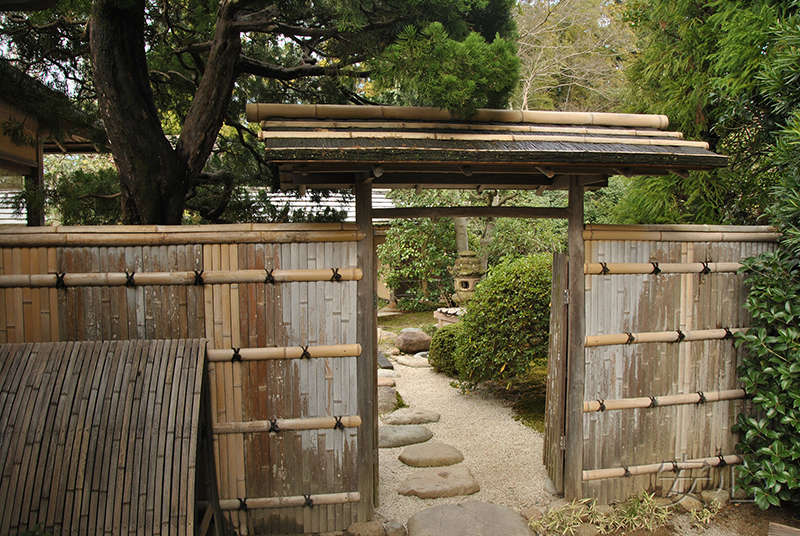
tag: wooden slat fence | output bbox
[546,224,778,504]
[0,223,366,535]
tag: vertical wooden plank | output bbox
[565,175,586,501]
[355,174,376,521]
[544,252,568,493]
[0,249,7,343]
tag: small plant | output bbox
[690,505,719,526]
[595,492,672,534]
[529,499,592,536]
[393,391,409,411]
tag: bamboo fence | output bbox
[558,225,779,504]
[0,224,364,535]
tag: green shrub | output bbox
[455,253,551,386]
[428,322,464,377]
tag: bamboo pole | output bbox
[0,268,362,289]
[213,415,362,434]
[582,455,742,481]
[583,230,780,243]
[584,262,743,275]
[207,344,362,362]
[585,328,746,347]
[583,389,746,413]
[207,492,361,511]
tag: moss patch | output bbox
[491,366,548,432]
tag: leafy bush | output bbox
[428,322,464,377]
[455,253,551,385]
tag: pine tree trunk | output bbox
[90,0,241,224]
[454,217,469,253]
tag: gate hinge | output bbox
[559,436,566,450]
[563,289,569,304]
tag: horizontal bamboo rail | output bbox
[0,225,365,247]
[583,229,779,242]
[213,415,362,434]
[0,268,362,289]
[584,389,746,413]
[207,344,362,362]
[584,262,742,275]
[585,328,746,347]
[582,455,742,481]
[209,492,361,511]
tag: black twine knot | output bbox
[231,348,242,363]
[623,466,631,477]
[193,270,204,285]
[675,330,686,343]
[599,262,610,275]
[125,271,136,287]
[650,262,661,275]
[597,400,606,412]
[300,345,311,359]
[625,332,636,345]
[697,391,707,404]
[717,454,728,467]
[238,498,248,511]
[55,272,67,290]
[333,416,345,430]
[723,328,734,340]
[700,262,711,275]
[330,268,342,282]
[648,396,659,408]
[671,461,680,472]
[265,269,276,284]
[268,419,280,434]
[303,494,314,508]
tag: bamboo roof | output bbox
[247,104,728,192]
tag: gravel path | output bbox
[374,360,555,525]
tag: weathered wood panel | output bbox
[0,339,209,536]
[545,252,568,493]
[580,225,777,504]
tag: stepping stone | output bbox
[378,350,394,370]
[399,442,463,467]
[378,368,399,378]
[377,377,396,387]
[378,425,433,448]
[378,387,398,415]
[395,354,431,368]
[407,502,531,536]
[398,466,480,499]
[383,407,440,425]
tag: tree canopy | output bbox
[1,0,519,224]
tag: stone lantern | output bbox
[451,251,483,305]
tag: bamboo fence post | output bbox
[583,389,746,412]
[210,492,361,511]
[582,454,742,481]
[213,415,362,434]
[206,344,362,362]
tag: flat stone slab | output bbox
[377,377,396,387]
[399,442,463,467]
[378,425,433,448]
[378,351,394,369]
[399,466,480,499]
[383,407,440,425]
[407,502,531,536]
[395,354,431,368]
[378,368,399,378]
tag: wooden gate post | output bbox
[355,173,377,521]
[565,175,586,500]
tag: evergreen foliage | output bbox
[428,322,464,377]
[455,253,551,386]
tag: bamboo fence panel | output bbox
[579,226,777,504]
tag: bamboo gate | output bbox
[545,224,779,504]
[0,223,372,535]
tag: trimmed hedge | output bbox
[428,322,464,377]
[455,253,551,385]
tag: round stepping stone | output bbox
[382,407,439,425]
[378,425,433,448]
[377,377,396,387]
[378,368,399,378]
[395,354,431,368]
[398,466,480,498]
[407,502,531,536]
[399,442,463,467]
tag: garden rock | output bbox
[398,466,480,498]
[378,350,394,369]
[379,425,433,448]
[398,442,463,467]
[395,354,431,368]
[396,331,432,354]
[674,495,704,513]
[378,387,398,414]
[414,351,429,359]
[520,507,542,521]
[700,489,729,510]
[406,502,531,536]
[574,523,599,536]
[377,377,396,387]
[384,521,407,536]
[383,407,440,425]
[379,329,399,342]
[346,521,386,536]
[400,327,422,333]
[378,368,399,378]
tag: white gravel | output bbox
[374,360,556,525]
